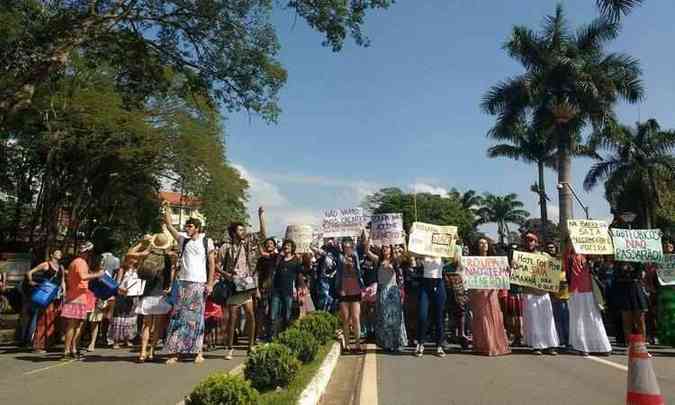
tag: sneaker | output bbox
[414,344,424,358]
[436,346,446,358]
[225,349,234,360]
[533,350,543,356]
[547,349,558,356]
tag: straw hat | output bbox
[151,233,172,250]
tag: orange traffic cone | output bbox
[626,334,664,405]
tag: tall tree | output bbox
[363,188,475,239]
[481,4,643,241]
[0,0,392,125]
[584,119,675,228]
[448,188,484,226]
[476,193,530,247]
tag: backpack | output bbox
[138,248,166,281]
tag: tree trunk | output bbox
[557,128,573,243]
[538,161,548,241]
[642,181,653,229]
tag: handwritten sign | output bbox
[460,256,510,290]
[370,214,405,246]
[567,219,613,255]
[656,255,675,286]
[408,222,458,258]
[285,225,314,254]
[320,208,369,238]
[609,228,663,263]
[510,251,560,293]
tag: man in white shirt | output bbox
[162,209,216,364]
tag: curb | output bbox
[297,342,341,405]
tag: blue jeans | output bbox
[417,278,446,346]
[270,292,293,336]
[552,299,569,347]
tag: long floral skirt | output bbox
[33,300,61,350]
[109,296,139,342]
[375,284,407,351]
[163,281,205,354]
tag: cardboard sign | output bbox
[370,214,405,246]
[609,228,663,263]
[408,222,458,258]
[510,251,560,293]
[460,256,510,290]
[285,224,314,254]
[656,254,675,286]
[567,219,613,255]
[320,208,369,238]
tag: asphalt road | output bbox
[0,346,245,405]
[373,345,675,405]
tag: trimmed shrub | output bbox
[293,311,339,344]
[310,311,340,331]
[274,327,319,363]
[186,373,259,405]
[245,343,301,391]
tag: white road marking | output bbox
[359,343,378,405]
[587,356,629,372]
[23,359,75,376]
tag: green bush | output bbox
[292,311,339,345]
[186,373,260,405]
[245,343,301,391]
[274,327,319,363]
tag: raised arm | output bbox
[363,238,379,264]
[257,206,267,239]
[162,203,180,242]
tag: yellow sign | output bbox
[408,222,458,258]
[510,251,560,293]
[567,219,613,255]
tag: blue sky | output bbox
[225,0,675,237]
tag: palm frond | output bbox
[596,0,645,22]
[584,159,625,190]
[575,17,620,52]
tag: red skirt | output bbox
[505,293,523,317]
[33,300,61,350]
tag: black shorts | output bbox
[339,294,361,303]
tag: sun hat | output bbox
[78,241,94,254]
[151,233,172,250]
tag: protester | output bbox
[658,239,675,346]
[108,257,142,349]
[128,234,174,362]
[25,250,66,352]
[613,261,649,342]
[86,249,120,352]
[467,238,510,356]
[255,237,278,340]
[443,257,470,349]
[220,207,266,360]
[313,239,339,313]
[565,241,612,356]
[415,254,449,358]
[504,243,524,346]
[359,239,378,342]
[401,253,421,346]
[269,240,306,337]
[547,242,570,350]
[61,242,105,359]
[162,210,216,364]
[520,233,559,355]
[363,239,407,352]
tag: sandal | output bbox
[194,355,205,364]
[165,357,178,365]
[137,355,146,363]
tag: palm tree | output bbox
[449,188,484,222]
[583,119,675,228]
[477,193,530,247]
[596,0,645,21]
[481,4,643,240]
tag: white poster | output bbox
[408,222,458,258]
[609,228,663,263]
[320,208,369,238]
[370,213,405,246]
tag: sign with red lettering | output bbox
[460,256,510,290]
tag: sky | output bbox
[223,0,675,237]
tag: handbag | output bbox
[232,274,257,292]
[211,279,232,306]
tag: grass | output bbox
[258,342,334,405]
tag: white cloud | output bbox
[233,164,287,208]
[411,182,447,196]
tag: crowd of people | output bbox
[12,207,675,363]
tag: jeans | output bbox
[20,304,40,345]
[316,277,335,312]
[417,278,446,346]
[270,292,294,336]
[552,299,569,347]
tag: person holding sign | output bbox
[415,255,450,358]
[363,239,407,352]
[564,242,612,356]
[519,234,559,356]
[466,238,510,356]
[613,261,649,343]
[658,240,675,346]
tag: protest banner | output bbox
[567,219,613,255]
[370,213,405,246]
[510,251,560,293]
[408,222,458,258]
[460,256,510,290]
[285,225,314,254]
[320,208,369,238]
[609,228,663,263]
[656,254,675,286]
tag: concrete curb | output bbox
[297,342,341,405]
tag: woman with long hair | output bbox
[331,238,365,354]
[466,238,510,356]
[26,250,66,352]
[269,240,306,337]
[363,240,407,352]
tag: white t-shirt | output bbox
[422,257,443,279]
[177,233,215,283]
